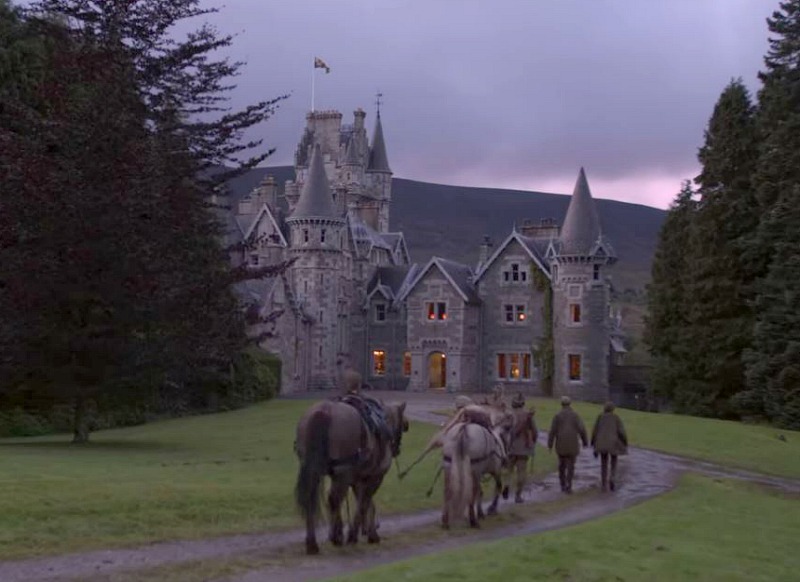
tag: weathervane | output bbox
[375,91,383,116]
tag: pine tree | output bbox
[739,0,800,428]
[684,79,758,417]
[0,1,289,441]
[644,182,697,409]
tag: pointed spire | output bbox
[367,113,391,173]
[344,135,361,166]
[558,167,601,255]
[290,145,338,220]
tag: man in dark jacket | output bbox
[591,401,628,491]
[547,395,588,493]
[508,392,538,503]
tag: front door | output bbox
[428,352,447,389]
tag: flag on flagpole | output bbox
[314,56,331,74]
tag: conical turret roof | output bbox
[290,145,338,220]
[367,113,391,173]
[558,168,601,255]
[344,135,361,165]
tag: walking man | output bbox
[507,393,538,503]
[591,402,628,491]
[547,395,588,494]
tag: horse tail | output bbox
[449,424,473,521]
[295,407,331,527]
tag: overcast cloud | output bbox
[204,0,774,208]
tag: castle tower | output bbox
[366,112,393,232]
[286,144,346,390]
[551,168,617,402]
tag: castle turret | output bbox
[286,144,346,390]
[551,168,617,402]
[366,112,393,232]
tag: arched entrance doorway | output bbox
[428,352,447,389]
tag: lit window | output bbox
[503,304,527,324]
[403,351,411,376]
[570,303,582,323]
[497,353,507,379]
[375,303,386,322]
[372,349,386,376]
[568,354,582,381]
[496,353,532,381]
[425,302,447,321]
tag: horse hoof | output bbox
[501,486,509,499]
[469,520,480,529]
[306,542,320,555]
[367,533,381,544]
[441,521,450,530]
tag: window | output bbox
[321,229,326,243]
[372,349,386,376]
[426,302,447,321]
[304,280,308,294]
[319,310,323,325]
[250,254,259,266]
[568,354,582,381]
[497,352,532,381]
[593,264,600,281]
[569,303,582,323]
[403,351,412,376]
[503,263,528,283]
[303,229,309,243]
[504,304,527,323]
[568,284,582,298]
[375,303,387,322]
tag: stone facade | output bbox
[228,106,623,402]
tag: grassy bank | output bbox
[522,398,800,479]
[337,475,800,582]
[0,399,553,559]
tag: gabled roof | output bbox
[399,257,480,305]
[348,212,394,257]
[366,264,420,307]
[242,203,288,247]
[289,144,339,220]
[367,113,391,173]
[474,231,551,283]
[558,167,602,255]
[381,232,411,265]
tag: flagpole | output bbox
[311,58,315,112]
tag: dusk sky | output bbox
[206,0,775,209]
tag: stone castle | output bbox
[227,106,625,401]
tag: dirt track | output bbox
[0,392,797,582]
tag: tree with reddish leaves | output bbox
[0,0,290,441]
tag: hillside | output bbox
[226,166,665,293]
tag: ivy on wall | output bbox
[532,265,554,396]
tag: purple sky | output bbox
[206,0,774,209]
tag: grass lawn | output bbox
[0,398,553,560]
[519,398,800,479]
[337,475,800,582]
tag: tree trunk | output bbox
[72,394,90,444]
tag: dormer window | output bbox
[593,264,600,281]
[503,263,527,283]
[375,303,387,322]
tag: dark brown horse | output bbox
[294,397,408,555]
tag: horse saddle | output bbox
[338,394,392,443]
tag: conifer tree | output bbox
[645,182,697,408]
[684,80,758,417]
[0,1,289,441]
[739,0,800,428]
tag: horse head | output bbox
[385,401,408,457]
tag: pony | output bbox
[399,400,510,482]
[440,412,513,528]
[294,397,408,555]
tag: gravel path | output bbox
[0,392,796,582]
